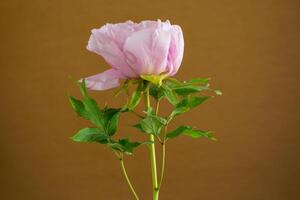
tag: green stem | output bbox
[158,141,166,189]
[130,110,144,119]
[119,154,140,200]
[155,100,160,115]
[145,87,159,200]
[158,125,167,189]
[155,99,167,191]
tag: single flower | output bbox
[84,19,184,90]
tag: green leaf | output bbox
[82,97,104,127]
[118,139,141,155]
[108,139,142,155]
[69,96,89,119]
[140,118,162,135]
[149,85,165,101]
[173,85,209,96]
[188,95,210,108]
[71,127,108,143]
[128,90,142,110]
[70,81,104,128]
[184,129,217,141]
[184,77,210,85]
[170,96,210,119]
[107,141,123,152]
[145,106,154,115]
[164,77,213,96]
[137,79,148,91]
[133,123,145,132]
[139,110,164,135]
[164,78,183,88]
[162,84,179,105]
[76,80,104,127]
[166,125,192,139]
[166,126,216,141]
[78,79,88,96]
[103,108,120,136]
[144,107,167,125]
[153,115,168,125]
[126,80,147,110]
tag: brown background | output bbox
[1,0,299,199]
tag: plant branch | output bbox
[117,153,140,200]
[145,86,159,200]
[130,110,144,118]
[155,134,163,144]
[155,99,167,192]
[155,100,160,115]
[158,126,167,189]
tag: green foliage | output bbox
[108,139,143,155]
[69,80,144,155]
[184,77,210,85]
[69,76,220,156]
[173,85,210,96]
[103,108,120,136]
[161,84,179,105]
[169,95,211,120]
[149,85,164,101]
[71,127,108,143]
[69,96,89,119]
[164,78,182,88]
[68,75,220,200]
[127,80,146,110]
[147,76,218,105]
[184,129,216,140]
[70,80,119,135]
[72,80,104,127]
[166,126,191,139]
[132,123,144,132]
[125,79,147,110]
[166,125,216,141]
[164,77,221,96]
[82,97,104,127]
[164,77,210,96]
[128,90,142,110]
[135,107,165,135]
[79,79,88,96]
[148,80,179,105]
[139,115,164,135]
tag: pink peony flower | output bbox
[84,19,184,90]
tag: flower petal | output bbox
[83,69,123,90]
[123,28,171,75]
[167,25,184,76]
[136,19,171,31]
[87,22,138,78]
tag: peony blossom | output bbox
[84,19,184,90]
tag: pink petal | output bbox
[136,19,171,31]
[123,28,171,75]
[87,22,138,78]
[83,69,123,91]
[167,25,184,76]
